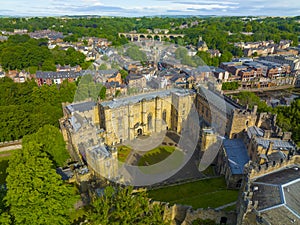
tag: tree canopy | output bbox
[86,186,168,225]
[22,125,70,167]
[0,35,86,71]
[2,137,77,224]
[0,78,76,142]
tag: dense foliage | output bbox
[233,91,271,112]
[74,74,105,102]
[222,82,239,91]
[22,125,70,166]
[0,35,86,71]
[0,16,298,54]
[196,50,234,67]
[0,127,77,225]
[274,99,300,146]
[233,91,300,146]
[125,45,147,61]
[85,186,168,225]
[0,77,76,142]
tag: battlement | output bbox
[247,155,300,180]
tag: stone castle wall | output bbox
[155,202,237,225]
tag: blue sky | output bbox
[0,0,299,17]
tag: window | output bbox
[162,110,167,123]
[147,113,153,130]
[118,117,123,130]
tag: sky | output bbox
[0,0,299,17]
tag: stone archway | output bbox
[137,128,143,136]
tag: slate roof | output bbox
[251,166,300,222]
[247,126,264,139]
[100,88,191,109]
[260,206,299,224]
[198,87,237,115]
[36,71,84,79]
[223,139,250,175]
[255,138,295,151]
[66,101,96,113]
[255,166,300,185]
[89,145,111,159]
[252,183,283,211]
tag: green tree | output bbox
[5,141,77,225]
[233,91,271,113]
[99,86,107,100]
[125,45,147,61]
[87,186,167,225]
[99,63,108,70]
[41,59,56,71]
[119,69,128,79]
[222,81,239,91]
[22,125,70,166]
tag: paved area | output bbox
[0,144,22,153]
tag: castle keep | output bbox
[98,89,195,145]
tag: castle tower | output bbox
[201,128,217,151]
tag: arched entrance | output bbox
[137,128,143,136]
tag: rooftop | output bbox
[247,126,264,139]
[198,87,238,115]
[251,166,300,222]
[255,166,300,185]
[66,101,96,113]
[260,206,299,225]
[89,144,111,159]
[223,139,250,175]
[252,183,282,211]
[255,138,296,151]
[100,88,192,109]
[36,71,84,79]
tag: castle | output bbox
[98,88,194,145]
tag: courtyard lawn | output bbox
[138,145,177,166]
[117,146,132,162]
[148,177,239,209]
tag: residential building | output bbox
[125,74,147,89]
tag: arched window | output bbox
[147,113,153,130]
[162,110,167,123]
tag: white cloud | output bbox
[0,0,299,16]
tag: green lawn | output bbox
[117,146,132,162]
[138,146,176,166]
[148,177,239,209]
[202,166,216,176]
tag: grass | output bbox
[148,177,239,209]
[138,145,176,166]
[202,166,215,177]
[117,146,132,162]
[223,204,237,212]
